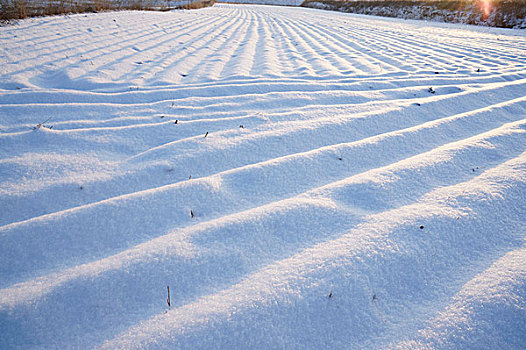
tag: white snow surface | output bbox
[223,0,304,6]
[1,4,526,349]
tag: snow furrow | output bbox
[99,151,526,349]
[1,118,524,307]
[1,81,525,226]
[1,4,525,349]
[392,245,526,349]
[1,121,525,348]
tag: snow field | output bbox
[1,4,526,349]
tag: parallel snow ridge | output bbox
[1,4,525,349]
[393,246,526,349]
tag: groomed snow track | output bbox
[1,4,526,349]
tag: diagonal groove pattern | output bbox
[1,4,525,349]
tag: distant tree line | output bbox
[301,0,526,28]
[1,0,215,21]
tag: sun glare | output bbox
[480,0,492,18]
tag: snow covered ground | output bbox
[1,4,526,349]
[223,0,304,6]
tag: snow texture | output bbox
[0,4,526,349]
